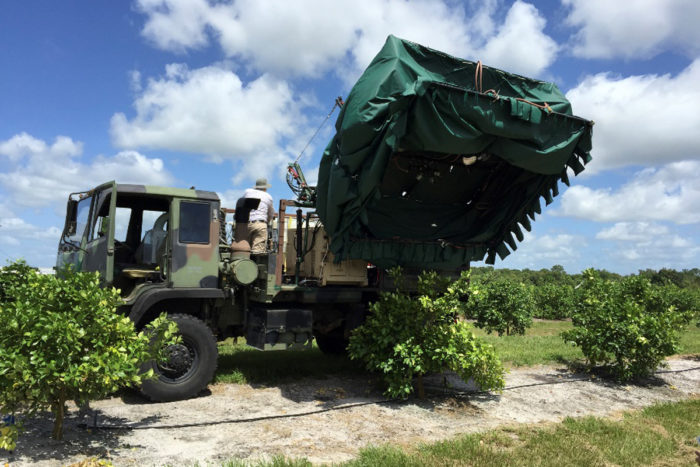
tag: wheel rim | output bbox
[157,337,199,382]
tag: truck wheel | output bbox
[314,330,349,355]
[140,314,218,402]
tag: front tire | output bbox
[140,314,218,402]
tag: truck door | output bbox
[57,191,93,273]
[81,182,117,285]
[169,198,220,288]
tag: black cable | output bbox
[78,399,394,431]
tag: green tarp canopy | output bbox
[316,35,593,269]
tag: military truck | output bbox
[56,181,378,401]
[56,36,593,402]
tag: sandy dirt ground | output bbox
[2,357,699,466]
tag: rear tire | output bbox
[140,314,218,402]
[314,330,349,355]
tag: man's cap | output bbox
[255,177,271,189]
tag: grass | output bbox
[402,400,700,466]
[678,323,700,355]
[348,399,700,467]
[215,399,700,466]
[472,320,583,367]
[221,457,312,467]
[214,321,700,383]
[473,320,700,367]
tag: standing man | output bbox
[234,178,275,253]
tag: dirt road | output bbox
[3,357,699,466]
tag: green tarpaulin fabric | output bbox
[316,35,593,269]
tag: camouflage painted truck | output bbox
[56,36,593,401]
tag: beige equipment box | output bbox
[284,217,367,286]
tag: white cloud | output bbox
[498,230,584,270]
[563,0,700,59]
[557,161,700,224]
[0,133,174,209]
[0,207,62,258]
[478,1,558,77]
[0,201,14,218]
[135,0,558,79]
[129,69,143,93]
[0,132,81,162]
[567,60,700,171]
[518,233,581,260]
[0,235,20,247]
[111,64,304,183]
[0,216,37,233]
[0,216,61,240]
[594,221,698,268]
[596,222,672,243]
[216,188,244,211]
[138,0,215,53]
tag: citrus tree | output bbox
[532,283,575,320]
[0,261,177,443]
[562,270,688,380]
[466,275,534,336]
[348,268,504,398]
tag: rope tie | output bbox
[484,88,500,101]
[474,60,483,92]
[515,98,553,114]
[474,60,553,113]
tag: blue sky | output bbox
[1,0,699,274]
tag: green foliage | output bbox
[532,283,575,320]
[0,261,178,442]
[467,275,534,336]
[348,268,505,399]
[0,419,18,451]
[0,259,36,303]
[638,267,700,289]
[662,285,700,327]
[562,270,687,381]
[471,266,700,292]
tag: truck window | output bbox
[87,190,111,243]
[143,210,166,233]
[179,201,210,244]
[113,207,132,242]
[68,196,92,244]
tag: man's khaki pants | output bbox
[248,221,268,253]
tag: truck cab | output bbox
[57,181,223,294]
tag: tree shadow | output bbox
[214,343,500,411]
[2,407,163,465]
[215,345,364,386]
[272,373,386,407]
[269,372,490,416]
[553,360,675,389]
[118,387,213,405]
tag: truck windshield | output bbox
[67,196,92,244]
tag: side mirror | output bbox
[65,199,78,237]
[98,216,110,237]
[66,220,77,237]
